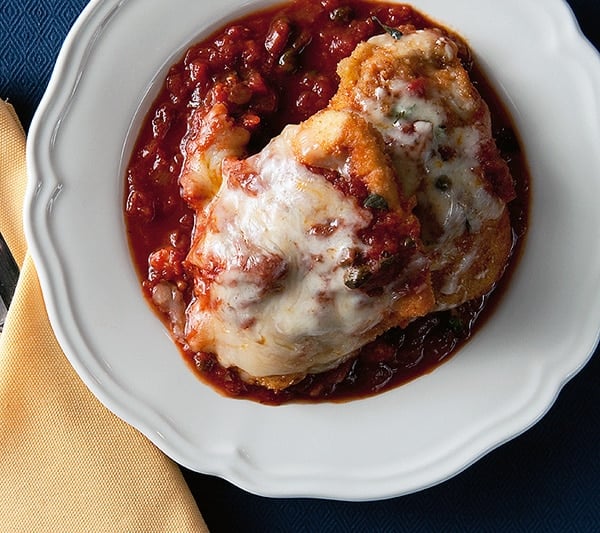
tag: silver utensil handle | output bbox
[0,232,19,316]
[0,297,7,333]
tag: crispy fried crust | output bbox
[290,109,405,211]
[331,29,515,308]
[430,210,514,309]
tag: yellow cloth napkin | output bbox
[0,100,209,532]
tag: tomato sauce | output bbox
[125,0,529,405]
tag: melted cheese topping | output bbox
[331,30,514,307]
[177,28,515,385]
[185,125,420,378]
[337,31,505,250]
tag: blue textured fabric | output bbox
[2,1,598,531]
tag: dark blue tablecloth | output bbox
[2,1,598,531]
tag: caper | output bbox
[435,175,451,191]
[363,193,389,210]
[344,265,372,289]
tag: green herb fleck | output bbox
[344,265,372,289]
[372,16,403,40]
[434,124,447,140]
[363,193,389,210]
[392,104,416,124]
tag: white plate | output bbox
[25,0,600,500]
